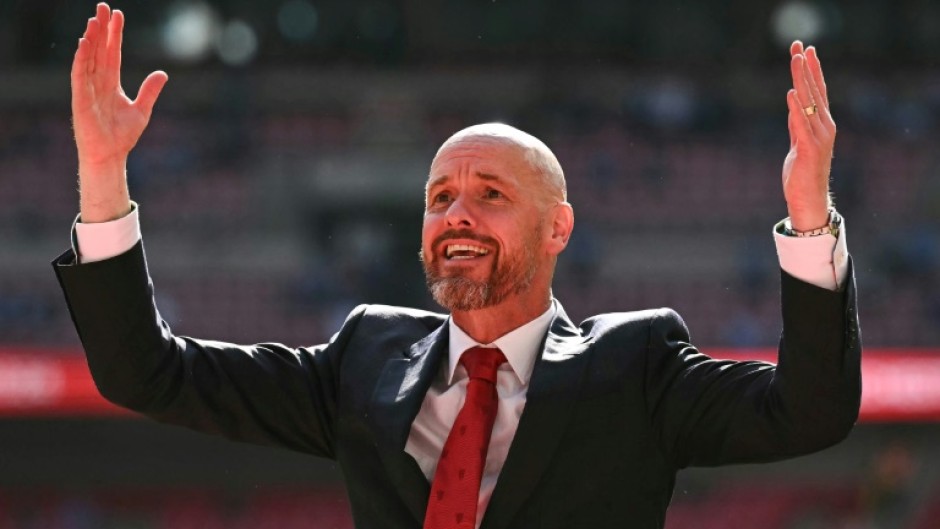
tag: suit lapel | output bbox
[369,323,449,525]
[481,303,592,529]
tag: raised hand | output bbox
[782,41,836,232]
[72,3,168,222]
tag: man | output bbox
[55,4,860,529]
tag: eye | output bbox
[484,188,503,199]
[431,191,453,205]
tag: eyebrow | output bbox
[477,172,502,182]
[426,172,505,192]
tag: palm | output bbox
[75,85,149,164]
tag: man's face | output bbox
[421,137,549,312]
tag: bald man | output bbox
[54,4,860,529]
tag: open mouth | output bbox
[445,244,490,260]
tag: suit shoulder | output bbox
[580,307,689,340]
[355,304,447,331]
[330,304,446,354]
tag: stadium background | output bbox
[2,0,939,527]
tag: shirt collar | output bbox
[447,302,556,386]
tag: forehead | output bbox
[428,137,534,184]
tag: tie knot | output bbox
[460,347,506,384]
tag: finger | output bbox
[81,16,95,40]
[790,54,821,134]
[802,47,835,134]
[96,3,111,28]
[80,16,93,57]
[787,89,814,142]
[800,49,823,106]
[71,38,95,110]
[805,46,829,108]
[798,53,830,138]
[133,71,169,119]
[84,18,99,76]
[93,4,111,77]
[790,40,804,57]
[103,9,124,91]
[798,53,825,120]
[71,37,88,83]
[790,54,812,107]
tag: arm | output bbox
[60,5,346,456]
[646,43,860,468]
[776,41,849,291]
[646,270,861,468]
[54,239,359,457]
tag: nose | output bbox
[445,195,476,228]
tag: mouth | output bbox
[445,243,490,260]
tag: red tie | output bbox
[424,346,507,529]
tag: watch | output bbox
[784,209,842,238]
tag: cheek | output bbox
[421,217,438,258]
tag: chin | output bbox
[428,277,492,312]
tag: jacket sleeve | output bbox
[644,260,862,469]
[52,240,364,459]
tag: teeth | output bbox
[446,244,489,258]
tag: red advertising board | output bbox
[0,348,128,416]
[1,347,939,421]
[710,348,940,423]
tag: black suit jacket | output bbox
[53,241,861,529]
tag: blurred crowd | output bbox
[1,67,938,350]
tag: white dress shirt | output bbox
[405,305,554,527]
[72,205,849,528]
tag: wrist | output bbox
[783,209,842,238]
[80,196,133,224]
[787,204,830,232]
[78,158,132,224]
[78,155,128,178]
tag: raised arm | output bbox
[72,3,167,223]
[647,44,859,468]
[63,4,348,456]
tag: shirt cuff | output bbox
[73,203,141,264]
[773,214,849,291]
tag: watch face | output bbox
[829,210,842,237]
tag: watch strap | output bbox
[784,209,842,238]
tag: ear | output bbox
[545,202,574,256]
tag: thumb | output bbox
[134,70,168,118]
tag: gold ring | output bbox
[803,104,818,116]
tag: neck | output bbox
[450,289,552,344]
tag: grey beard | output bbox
[423,254,536,312]
[428,276,492,312]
